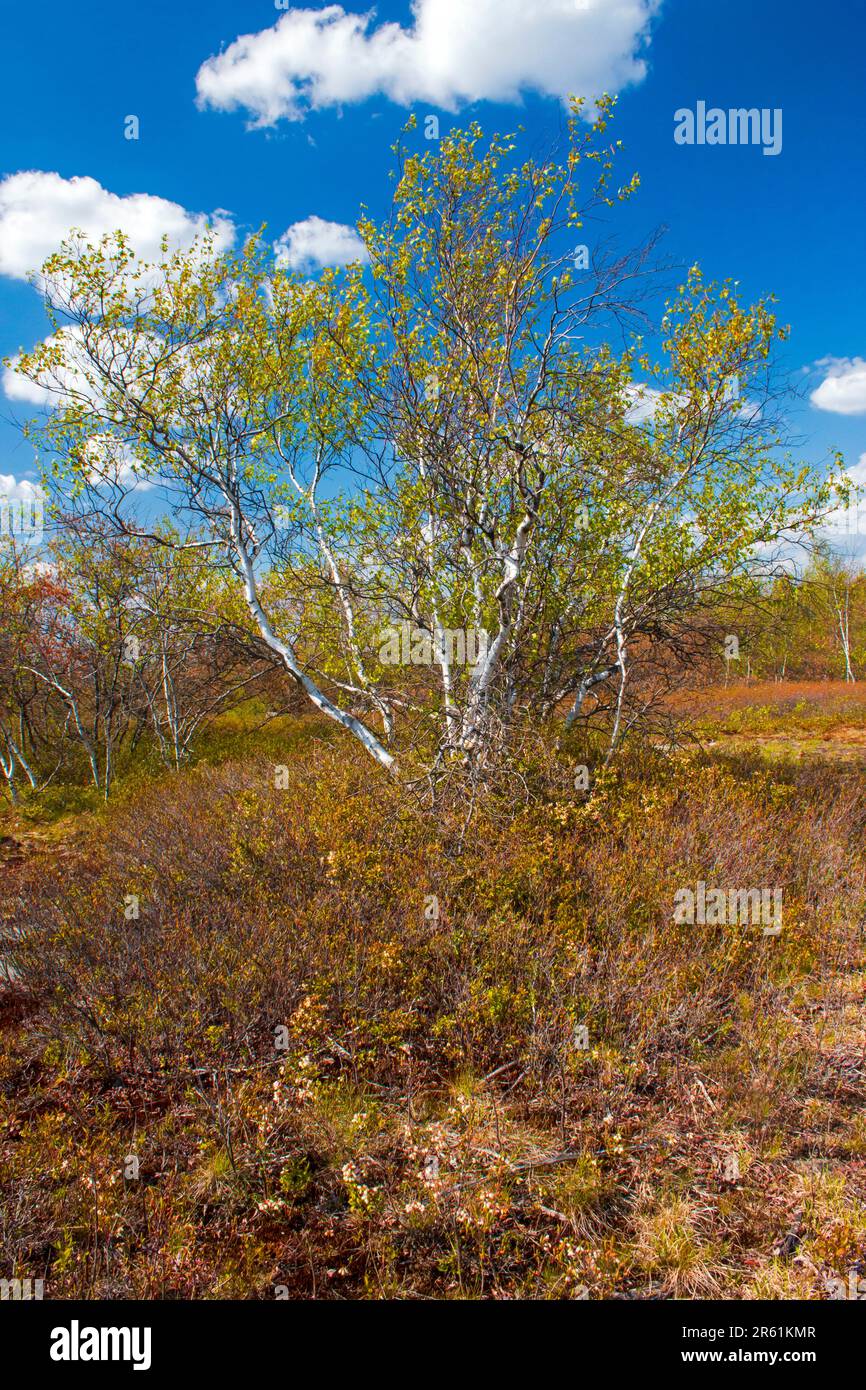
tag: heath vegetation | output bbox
[1,108,864,1302]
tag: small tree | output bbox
[0,545,53,800]
[11,104,846,780]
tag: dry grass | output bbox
[1,690,866,1299]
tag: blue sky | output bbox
[0,0,864,538]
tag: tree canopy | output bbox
[9,101,848,782]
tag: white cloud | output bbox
[4,319,203,416]
[2,327,92,408]
[23,559,56,578]
[0,472,45,504]
[624,382,668,425]
[623,381,759,427]
[624,383,695,424]
[0,171,235,282]
[0,473,46,545]
[195,0,659,127]
[822,452,866,546]
[810,357,866,416]
[83,437,156,493]
[274,216,368,272]
[2,358,55,406]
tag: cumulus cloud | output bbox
[2,327,92,408]
[624,383,669,425]
[0,472,45,504]
[623,381,760,430]
[0,171,235,282]
[83,437,156,493]
[2,358,56,406]
[274,216,368,272]
[195,0,659,127]
[810,357,866,416]
[0,473,46,544]
[822,452,866,545]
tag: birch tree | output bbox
[344,106,845,765]
[10,103,846,779]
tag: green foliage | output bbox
[4,109,850,774]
